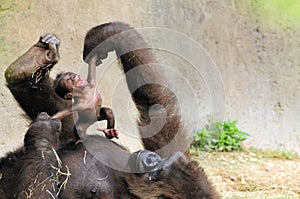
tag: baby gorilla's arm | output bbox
[97,107,118,139]
[51,100,85,120]
[51,108,73,120]
[87,54,97,85]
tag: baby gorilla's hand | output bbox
[97,128,119,139]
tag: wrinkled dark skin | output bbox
[0,112,61,198]
[3,22,220,198]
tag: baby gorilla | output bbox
[52,55,118,140]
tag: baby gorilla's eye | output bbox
[65,74,76,82]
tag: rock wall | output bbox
[0,0,299,156]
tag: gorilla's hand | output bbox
[39,33,60,64]
[128,150,163,173]
[5,33,61,85]
[40,33,60,46]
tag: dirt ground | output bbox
[194,151,300,199]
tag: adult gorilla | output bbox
[4,22,219,198]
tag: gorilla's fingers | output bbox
[51,37,60,45]
[45,36,57,45]
[47,42,60,63]
[129,150,162,173]
[41,34,53,43]
[40,34,60,46]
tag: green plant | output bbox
[190,120,249,154]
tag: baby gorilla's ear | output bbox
[54,73,72,100]
[64,92,73,100]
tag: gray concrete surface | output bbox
[0,0,299,156]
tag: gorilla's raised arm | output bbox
[5,34,60,86]
[82,22,220,198]
[83,22,182,157]
[5,34,76,145]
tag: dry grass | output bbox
[194,151,300,199]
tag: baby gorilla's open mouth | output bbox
[74,75,88,87]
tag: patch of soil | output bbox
[194,151,300,198]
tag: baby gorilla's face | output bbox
[61,72,88,91]
[55,72,88,99]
